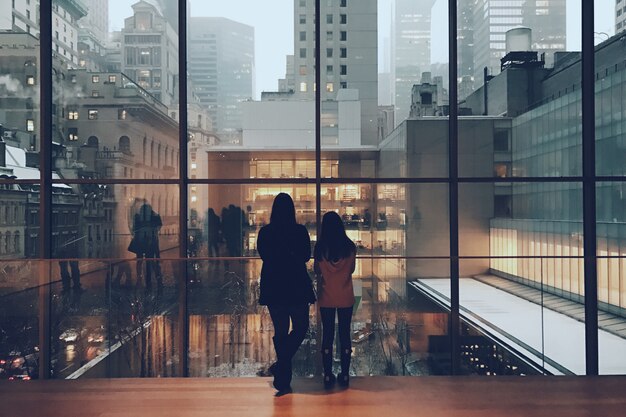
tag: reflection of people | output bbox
[314,211,356,389]
[57,235,81,292]
[128,202,162,289]
[222,204,245,257]
[257,193,315,395]
[204,208,221,257]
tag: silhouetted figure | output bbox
[314,211,356,389]
[57,235,81,292]
[222,204,245,257]
[205,208,221,257]
[128,202,162,289]
[257,193,315,395]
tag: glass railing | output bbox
[2,256,625,379]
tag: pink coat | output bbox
[315,251,356,308]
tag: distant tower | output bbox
[393,0,436,126]
[473,0,566,83]
[189,17,255,141]
[293,0,378,145]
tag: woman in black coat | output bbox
[257,193,315,394]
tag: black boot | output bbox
[272,336,292,393]
[338,347,351,388]
[322,347,335,389]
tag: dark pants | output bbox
[59,260,80,290]
[320,307,353,353]
[268,304,310,387]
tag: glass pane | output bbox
[51,183,180,260]
[458,1,580,178]
[0,181,39,258]
[189,258,451,376]
[0,260,43,380]
[0,0,40,152]
[188,183,448,259]
[50,259,181,378]
[51,0,180,180]
[595,2,624,176]
[348,0,450,180]
[458,258,583,376]
[460,182,583,260]
[188,184,316,259]
[596,182,626,374]
[188,0,311,179]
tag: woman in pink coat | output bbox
[314,211,356,389]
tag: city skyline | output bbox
[106,0,615,101]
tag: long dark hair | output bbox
[270,192,296,225]
[314,211,355,262]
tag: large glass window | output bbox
[0,0,621,380]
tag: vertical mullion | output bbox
[314,0,322,377]
[315,0,321,237]
[581,0,598,376]
[177,0,189,378]
[448,0,460,375]
[38,0,53,380]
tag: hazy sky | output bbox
[110,0,616,99]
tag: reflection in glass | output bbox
[188,259,453,376]
[0,260,42,380]
[49,259,180,379]
[49,0,180,180]
[49,184,179,260]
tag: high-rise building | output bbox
[52,0,88,67]
[392,0,436,126]
[457,0,474,79]
[0,0,86,67]
[188,17,254,142]
[472,0,566,83]
[294,0,378,145]
[121,1,179,108]
[617,0,626,33]
[0,0,40,36]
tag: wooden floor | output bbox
[1,376,625,417]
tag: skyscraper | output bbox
[472,0,566,83]
[294,0,378,145]
[393,0,436,126]
[617,0,626,34]
[188,17,254,142]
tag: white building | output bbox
[0,0,39,36]
[53,0,88,67]
[0,0,86,68]
[240,89,362,150]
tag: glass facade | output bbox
[0,0,624,381]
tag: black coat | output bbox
[257,222,316,306]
